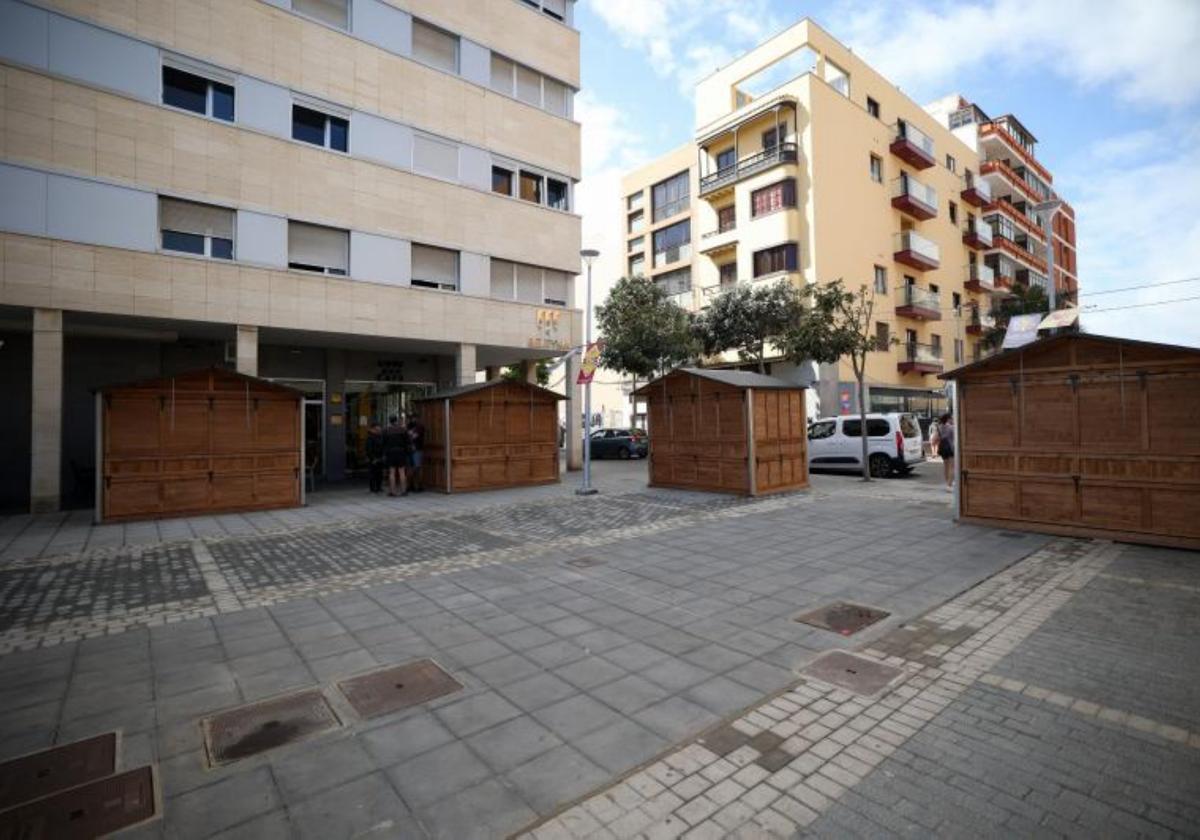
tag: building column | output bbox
[565,352,582,471]
[520,360,539,385]
[324,349,346,482]
[484,366,501,381]
[235,325,258,377]
[30,308,63,513]
[455,343,477,386]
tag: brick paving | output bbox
[0,464,1195,839]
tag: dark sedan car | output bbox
[588,428,648,459]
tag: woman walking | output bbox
[936,413,955,490]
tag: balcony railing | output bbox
[896,284,941,320]
[962,219,993,250]
[893,230,940,271]
[960,173,992,207]
[899,341,943,374]
[966,307,996,335]
[890,121,935,169]
[699,143,798,196]
[653,243,692,268]
[891,176,938,220]
[964,262,995,293]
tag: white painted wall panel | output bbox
[0,0,49,70]
[350,231,410,286]
[235,210,288,268]
[238,76,292,138]
[459,251,490,297]
[47,14,157,102]
[350,111,413,171]
[46,175,156,251]
[458,146,492,193]
[352,0,411,56]
[0,164,48,236]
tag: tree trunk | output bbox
[630,374,638,429]
[858,370,870,482]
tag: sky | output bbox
[571,0,1200,349]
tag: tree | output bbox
[501,360,550,386]
[694,282,807,373]
[982,283,1048,351]
[782,280,894,481]
[595,276,696,419]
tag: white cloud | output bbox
[826,0,1200,109]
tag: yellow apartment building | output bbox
[0,0,583,512]
[622,19,1007,420]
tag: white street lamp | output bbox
[577,248,600,496]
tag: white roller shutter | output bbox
[288,221,348,273]
[543,78,568,117]
[412,20,458,73]
[293,0,349,29]
[516,263,542,303]
[413,134,459,181]
[490,259,515,299]
[489,54,514,95]
[412,244,458,288]
[159,198,233,238]
[516,65,541,106]
[543,270,568,305]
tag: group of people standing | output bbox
[365,414,425,497]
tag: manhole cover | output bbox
[0,766,156,838]
[799,651,903,697]
[203,690,339,767]
[794,602,890,636]
[0,732,117,810]
[565,556,605,568]
[337,659,463,720]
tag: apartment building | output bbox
[621,19,1075,420]
[0,0,583,513]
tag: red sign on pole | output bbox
[577,342,602,385]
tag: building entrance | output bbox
[343,381,435,474]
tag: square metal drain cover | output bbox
[0,731,117,810]
[565,556,605,569]
[800,651,903,697]
[0,765,156,838]
[337,659,463,720]
[203,689,339,767]
[795,602,890,636]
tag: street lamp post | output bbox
[577,249,600,496]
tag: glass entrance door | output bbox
[343,381,434,474]
[268,379,325,478]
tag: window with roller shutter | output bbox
[412,244,459,291]
[160,198,234,260]
[288,221,348,275]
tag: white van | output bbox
[807,413,925,477]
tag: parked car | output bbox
[807,413,925,477]
[589,428,648,459]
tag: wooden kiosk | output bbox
[942,333,1200,550]
[97,368,303,522]
[416,379,563,493]
[633,368,808,496]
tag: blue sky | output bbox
[572,0,1200,347]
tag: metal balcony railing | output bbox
[964,219,993,247]
[896,121,934,158]
[898,284,940,311]
[963,173,992,202]
[699,143,798,195]
[891,175,938,214]
[966,263,995,290]
[894,230,940,263]
[904,342,943,366]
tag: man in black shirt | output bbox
[365,422,384,493]
[406,415,426,493]
[383,415,410,497]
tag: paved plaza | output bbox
[0,462,1196,839]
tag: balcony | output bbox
[699,143,798,197]
[889,121,935,170]
[890,176,938,220]
[979,120,1053,185]
[962,219,993,250]
[893,230,940,271]
[699,227,738,257]
[898,342,943,375]
[896,284,941,321]
[964,263,995,294]
[960,174,991,208]
[966,307,996,336]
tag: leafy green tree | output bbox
[781,280,895,481]
[501,360,550,386]
[694,282,807,373]
[595,276,696,416]
[982,283,1049,350]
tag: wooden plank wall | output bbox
[646,374,749,494]
[102,370,301,521]
[958,338,1200,549]
[752,389,809,495]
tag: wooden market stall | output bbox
[96,368,303,522]
[416,379,563,493]
[633,368,808,496]
[942,333,1200,550]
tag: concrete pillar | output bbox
[324,349,346,481]
[455,343,477,386]
[484,365,501,381]
[520,360,539,385]
[565,352,582,471]
[30,308,63,513]
[235,325,258,376]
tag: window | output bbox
[628,235,644,253]
[656,267,691,296]
[547,178,569,211]
[160,197,234,259]
[413,20,459,74]
[808,420,835,440]
[945,154,957,173]
[288,221,348,275]
[543,270,568,305]
[516,65,542,106]
[717,205,736,233]
[719,262,737,286]
[866,97,880,119]
[948,201,958,225]
[490,54,515,95]
[716,148,736,171]
[843,419,891,437]
[823,59,849,96]
[875,321,889,349]
[931,334,942,356]
[751,179,796,217]
[627,192,644,211]
[752,243,798,277]
[492,166,513,196]
[652,171,690,223]
[628,210,644,234]
[954,338,964,364]
[515,263,541,303]
[292,104,348,152]
[520,171,543,204]
[628,254,644,277]
[869,154,882,183]
[952,292,961,311]
[541,0,567,20]
[543,78,569,117]
[490,51,572,117]
[162,65,234,121]
[411,244,458,291]
[412,134,458,180]
[652,220,691,267]
[873,265,887,294]
[491,259,515,299]
[294,0,349,28]
[762,126,782,151]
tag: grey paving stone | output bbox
[640,658,713,692]
[359,710,457,766]
[417,778,539,840]
[573,718,670,774]
[469,653,544,687]
[465,714,562,772]
[724,659,797,693]
[553,656,626,690]
[504,744,610,815]
[271,736,378,802]
[683,675,765,715]
[525,639,590,669]
[435,690,522,737]
[590,673,675,715]
[288,772,420,840]
[386,741,493,807]
[634,696,720,742]
[497,672,579,712]
[533,694,625,741]
[165,766,281,838]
